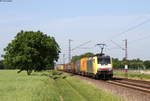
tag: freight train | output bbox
[56,54,113,79]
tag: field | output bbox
[0,70,123,101]
[114,72,150,80]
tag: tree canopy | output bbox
[71,52,94,62]
[0,60,4,69]
[112,58,146,70]
[2,31,60,75]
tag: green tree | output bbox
[71,56,81,62]
[71,52,94,62]
[128,59,143,69]
[112,58,124,69]
[0,60,4,69]
[144,60,150,69]
[80,52,94,58]
[2,31,60,75]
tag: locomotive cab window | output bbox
[98,57,110,64]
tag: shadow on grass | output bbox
[30,73,40,76]
[41,73,49,77]
[30,71,68,80]
[30,73,49,77]
[41,70,68,80]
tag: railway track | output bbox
[68,72,150,94]
[65,72,150,101]
[107,78,150,94]
[65,71,150,94]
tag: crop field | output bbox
[114,72,150,80]
[0,70,123,101]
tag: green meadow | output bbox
[114,72,150,80]
[0,70,123,101]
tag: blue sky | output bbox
[1,0,150,63]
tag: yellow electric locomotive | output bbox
[92,54,113,79]
[56,54,113,79]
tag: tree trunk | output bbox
[17,69,22,73]
[27,69,32,75]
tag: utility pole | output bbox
[111,39,127,59]
[124,39,128,75]
[68,40,91,63]
[68,39,72,62]
[124,39,128,60]
[63,54,65,64]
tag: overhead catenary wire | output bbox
[110,40,125,50]
[71,40,91,51]
[103,17,150,54]
[105,18,150,44]
[107,34,150,51]
[62,16,150,62]
[112,18,150,38]
[128,34,150,45]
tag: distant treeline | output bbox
[0,60,13,69]
[1,53,150,70]
[113,58,150,70]
[0,60,54,70]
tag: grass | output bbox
[114,72,150,80]
[0,70,124,101]
[0,70,60,101]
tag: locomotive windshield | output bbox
[98,57,110,64]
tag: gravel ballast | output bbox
[74,75,150,101]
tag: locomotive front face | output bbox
[97,56,112,72]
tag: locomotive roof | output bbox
[93,53,110,57]
[81,53,110,58]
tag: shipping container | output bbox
[56,64,64,71]
[64,63,71,72]
[80,57,87,73]
[87,57,93,73]
[75,60,80,73]
[71,62,76,73]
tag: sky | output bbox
[0,0,150,63]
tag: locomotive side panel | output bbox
[92,56,98,75]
